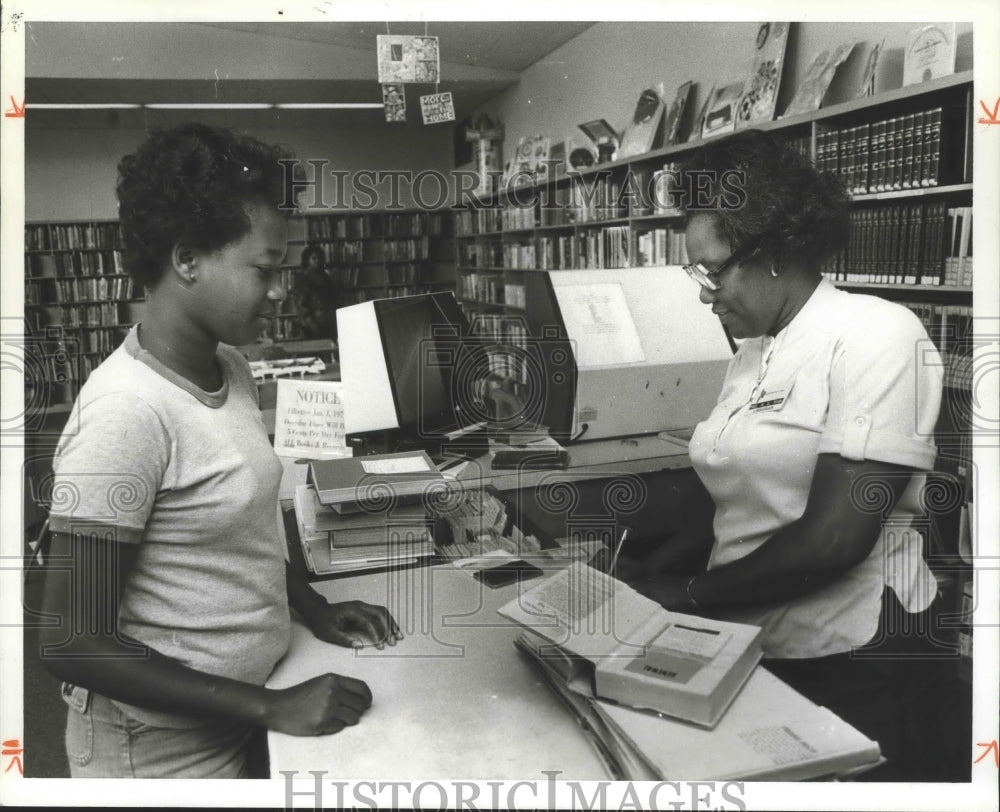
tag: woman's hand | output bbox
[304,600,403,650]
[264,673,373,736]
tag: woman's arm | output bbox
[285,562,403,649]
[634,453,915,612]
[40,529,373,736]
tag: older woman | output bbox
[621,129,946,780]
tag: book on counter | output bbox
[498,560,762,728]
[515,632,881,781]
[307,450,445,513]
[293,484,433,575]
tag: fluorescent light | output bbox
[25,102,385,112]
[144,103,274,110]
[26,103,142,110]
[276,103,384,110]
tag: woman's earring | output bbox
[770,264,780,278]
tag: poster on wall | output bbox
[420,92,456,124]
[377,35,440,83]
[735,21,790,127]
[382,83,407,122]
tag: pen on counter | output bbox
[608,528,629,575]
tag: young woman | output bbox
[42,123,401,779]
[620,129,948,780]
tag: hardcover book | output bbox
[498,561,762,727]
[307,450,445,513]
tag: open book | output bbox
[498,561,762,727]
[515,632,882,781]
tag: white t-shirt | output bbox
[689,278,943,659]
[50,326,290,727]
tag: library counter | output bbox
[266,564,608,780]
[265,564,883,781]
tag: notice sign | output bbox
[273,379,351,459]
[377,35,440,84]
[420,92,455,124]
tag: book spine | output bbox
[926,107,942,187]
[855,123,870,194]
[901,113,916,190]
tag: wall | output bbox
[24,20,976,220]
[24,113,455,222]
[472,20,975,168]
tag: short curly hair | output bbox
[116,123,301,288]
[679,129,850,267]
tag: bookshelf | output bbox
[287,209,457,315]
[23,209,459,408]
[454,71,976,671]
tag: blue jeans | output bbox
[61,683,259,778]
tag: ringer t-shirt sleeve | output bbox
[49,392,169,543]
[819,304,943,470]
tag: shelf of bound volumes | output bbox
[287,210,456,311]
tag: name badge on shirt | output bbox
[748,386,790,413]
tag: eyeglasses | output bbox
[683,242,761,292]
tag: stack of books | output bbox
[294,484,433,575]
[297,450,445,574]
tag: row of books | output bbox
[305,214,377,241]
[384,212,434,237]
[821,201,970,286]
[634,227,686,267]
[26,275,138,305]
[501,204,537,231]
[567,175,628,223]
[503,242,537,270]
[384,236,431,261]
[28,302,136,329]
[457,240,503,269]
[537,225,631,270]
[25,222,121,251]
[458,272,504,305]
[455,206,503,236]
[815,105,961,194]
[25,250,125,279]
[941,206,973,288]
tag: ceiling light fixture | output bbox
[144,103,275,110]
[26,103,143,110]
[276,103,384,109]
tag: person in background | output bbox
[41,122,401,779]
[292,243,341,341]
[619,128,949,781]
